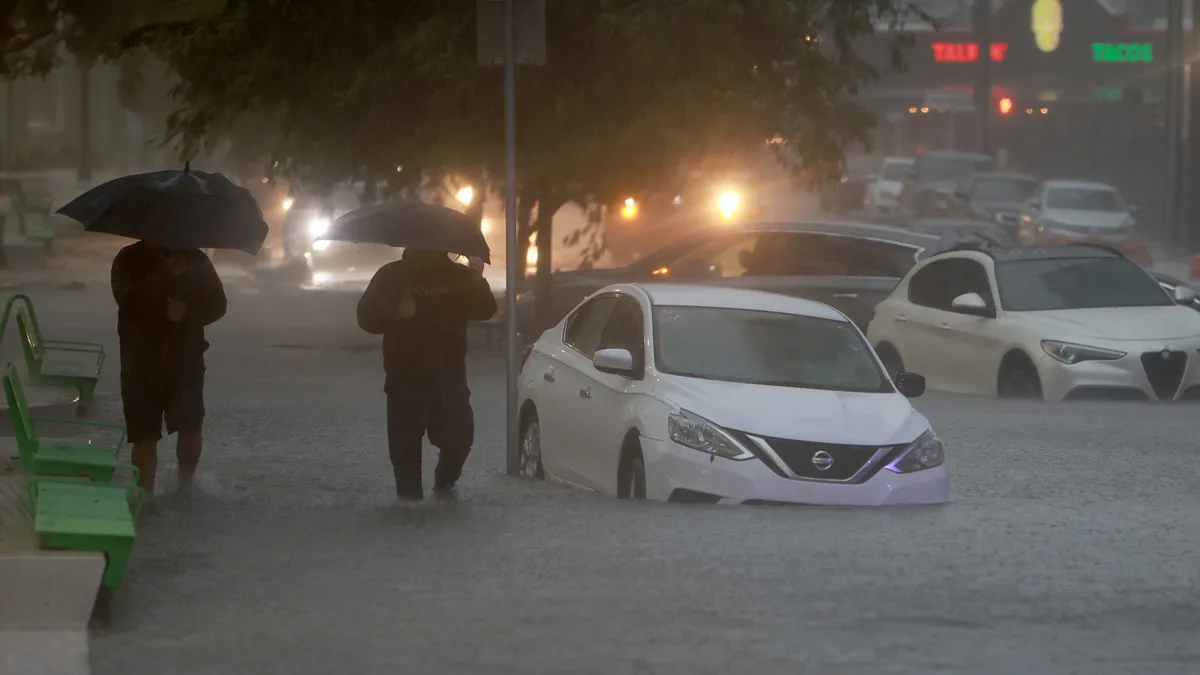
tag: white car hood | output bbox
[1043,208,1129,228]
[1018,306,1200,341]
[654,375,929,446]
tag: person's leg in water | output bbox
[121,375,165,495]
[427,382,475,498]
[164,378,206,492]
[386,382,429,501]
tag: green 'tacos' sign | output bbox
[1092,43,1153,63]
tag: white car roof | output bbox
[1042,180,1116,192]
[611,283,851,323]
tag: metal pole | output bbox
[975,0,992,155]
[503,0,520,475]
[1166,0,1183,244]
[4,82,15,171]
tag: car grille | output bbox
[757,436,889,482]
[1141,351,1188,400]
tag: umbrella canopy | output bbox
[57,169,269,255]
[325,201,491,263]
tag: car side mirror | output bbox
[894,371,926,398]
[951,292,994,317]
[593,348,635,376]
[1174,285,1198,304]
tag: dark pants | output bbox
[121,372,205,444]
[386,380,475,497]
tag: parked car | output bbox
[948,171,1039,235]
[515,220,991,340]
[898,217,1020,248]
[867,244,1200,401]
[516,282,948,505]
[864,157,914,217]
[900,150,997,218]
[1017,180,1148,264]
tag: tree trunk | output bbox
[533,193,564,328]
[77,56,94,182]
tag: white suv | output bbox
[866,245,1200,402]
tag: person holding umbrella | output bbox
[333,201,496,501]
[57,165,268,496]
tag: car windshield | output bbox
[652,306,892,393]
[1045,187,1124,211]
[881,162,912,181]
[971,177,1038,202]
[995,257,1173,311]
[919,156,995,183]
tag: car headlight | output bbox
[716,191,740,220]
[1041,340,1126,364]
[887,430,944,474]
[308,216,332,238]
[311,239,332,252]
[667,410,754,460]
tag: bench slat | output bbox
[39,349,104,378]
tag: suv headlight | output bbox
[1041,340,1126,364]
[887,430,944,474]
[667,410,753,460]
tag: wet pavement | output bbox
[8,287,1200,675]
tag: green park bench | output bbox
[3,362,136,483]
[26,476,144,588]
[12,298,105,408]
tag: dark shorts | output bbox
[120,374,205,444]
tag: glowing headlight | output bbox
[311,239,332,252]
[308,216,332,238]
[620,197,638,220]
[456,186,474,205]
[282,197,294,211]
[717,191,740,219]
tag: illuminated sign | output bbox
[1092,43,1153,63]
[1031,0,1063,53]
[931,42,1009,63]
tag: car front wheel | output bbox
[519,411,544,479]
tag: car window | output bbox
[1044,187,1124,211]
[995,257,1172,311]
[596,297,646,373]
[563,295,619,357]
[653,306,891,393]
[958,259,995,305]
[881,162,911,181]
[907,259,961,310]
[658,234,756,279]
[970,177,1039,203]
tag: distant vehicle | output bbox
[898,217,1020,248]
[1017,180,1137,243]
[864,157,914,217]
[868,244,1200,402]
[900,150,997,218]
[517,282,948,505]
[515,220,987,339]
[820,155,878,215]
[949,172,1039,234]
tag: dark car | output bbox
[900,150,997,218]
[819,155,877,215]
[516,220,990,339]
[900,218,1021,248]
[1152,272,1200,312]
[949,172,1039,235]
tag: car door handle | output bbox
[543,371,556,383]
[896,315,908,322]
[579,387,592,399]
[833,293,858,299]
[938,323,951,331]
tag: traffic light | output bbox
[998,97,1014,115]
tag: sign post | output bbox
[477,0,546,475]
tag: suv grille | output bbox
[758,436,888,482]
[1141,351,1188,400]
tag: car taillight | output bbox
[520,344,533,370]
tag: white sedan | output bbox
[516,283,949,506]
[868,244,1200,401]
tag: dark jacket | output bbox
[357,253,497,388]
[111,242,227,382]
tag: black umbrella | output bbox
[325,201,491,263]
[56,168,269,255]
